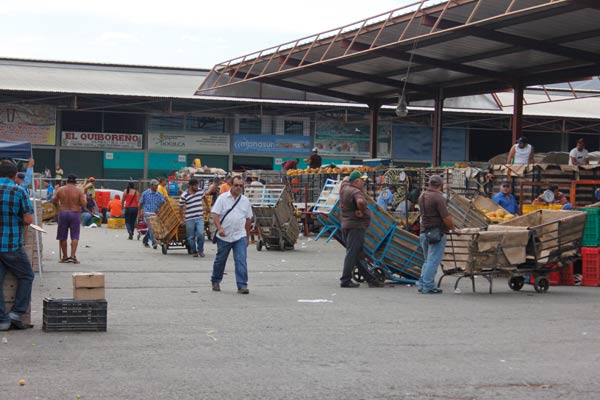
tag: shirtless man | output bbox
[52,174,87,263]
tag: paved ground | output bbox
[1,223,600,400]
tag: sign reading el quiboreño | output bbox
[62,131,143,149]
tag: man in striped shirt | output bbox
[179,178,219,258]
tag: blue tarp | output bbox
[0,140,32,159]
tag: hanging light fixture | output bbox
[395,94,408,117]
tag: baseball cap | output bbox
[312,147,318,152]
[428,175,443,186]
[349,170,367,182]
[150,179,159,185]
[67,174,77,183]
[89,177,95,182]
[500,180,511,186]
[17,172,25,180]
[517,136,527,144]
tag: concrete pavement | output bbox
[1,223,600,400]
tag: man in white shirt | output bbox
[569,138,589,166]
[210,175,254,294]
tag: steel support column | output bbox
[512,82,524,143]
[369,102,380,158]
[432,89,444,166]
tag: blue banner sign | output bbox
[233,134,311,155]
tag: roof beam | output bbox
[275,56,432,93]
[227,70,369,104]
[422,14,600,65]
[342,39,512,81]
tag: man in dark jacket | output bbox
[417,175,456,294]
[338,171,384,288]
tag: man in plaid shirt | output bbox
[138,179,165,249]
[0,160,34,331]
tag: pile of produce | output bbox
[481,208,516,223]
[286,166,375,176]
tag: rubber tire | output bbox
[534,276,550,293]
[279,238,286,251]
[373,267,386,283]
[257,241,263,251]
[508,276,525,291]
[161,244,168,255]
[352,266,365,283]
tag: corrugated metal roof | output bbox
[0,58,208,98]
[198,0,600,105]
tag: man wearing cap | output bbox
[306,148,322,169]
[418,175,456,294]
[138,179,165,249]
[507,136,534,164]
[52,174,87,263]
[377,185,397,210]
[14,158,34,192]
[569,138,589,166]
[0,159,34,331]
[338,171,384,288]
[179,178,219,258]
[84,177,96,199]
[492,181,519,215]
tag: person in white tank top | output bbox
[507,136,534,164]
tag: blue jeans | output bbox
[124,207,138,236]
[418,232,447,292]
[211,237,248,289]
[185,217,205,254]
[143,213,156,246]
[81,212,93,226]
[0,247,34,323]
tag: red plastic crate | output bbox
[528,263,561,286]
[559,262,575,286]
[95,191,111,209]
[581,247,600,287]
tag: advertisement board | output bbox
[148,131,229,152]
[315,121,390,158]
[0,104,56,145]
[233,134,311,155]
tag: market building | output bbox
[2,2,600,184]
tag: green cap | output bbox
[349,171,367,182]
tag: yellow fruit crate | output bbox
[107,217,126,229]
[548,204,564,210]
[522,204,545,214]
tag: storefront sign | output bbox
[62,131,143,149]
[148,131,229,152]
[233,134,311,155]
[0,105,56,145]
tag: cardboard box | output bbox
[73,288,105,301]
[72,272,105,288]
[4,302,31,326]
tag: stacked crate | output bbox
[24,200,44,272]
[2,271,31,325]
[580,208,600,286]
[72,272,105,300]
[43,272,107,332]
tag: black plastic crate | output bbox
[43,298,107,332]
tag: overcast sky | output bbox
[0,0,419,69]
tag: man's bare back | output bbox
[53,184,86,212]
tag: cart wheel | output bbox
[161,244,168,255]
[257,241,263,251]
[533,276,550,293]
[373,267,386,283]
[352,266,365,282]
[508,276,525,291]
[279,238,286,251]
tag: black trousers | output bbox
[124,207,138,236]
[341,228,375,284]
